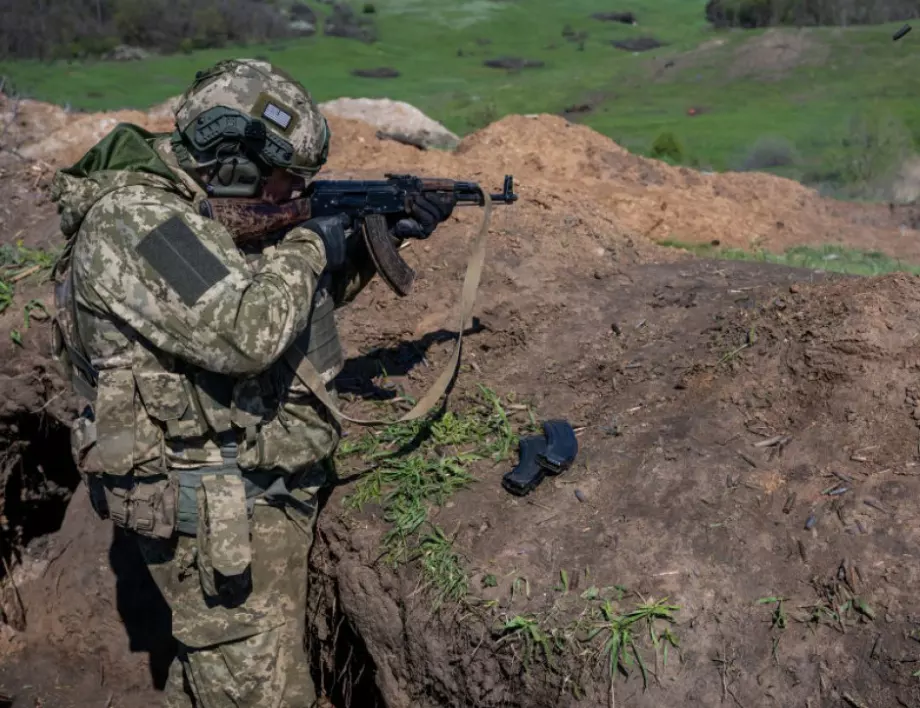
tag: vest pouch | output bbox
[134,370,209,440]
[288,286,344,398]
[50,316,70,379]
[82,368,139,476]
[196,474,253,606]
[69,413,114,518]
[190,370,234,434]
[230,374,274,469]
[237,402,338,475]
[102,474,177,540]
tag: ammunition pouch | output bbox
[85,473,178,540]
[196,472,252,605]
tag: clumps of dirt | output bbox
[10,90,920,708]
[612,35,664,51]
[315,255,920,708]
[482,56,546,70]
[728,27,829,80]
[350,67,400,79]
[591,10,636,23]
[560,102,593,119]
[0,93,174,167]
[891,155,920,204]
[11,93,920,263]
[318,97,461,150]
[323,1,376,42]
[561,24,588,44]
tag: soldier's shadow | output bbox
[109,528,175,690]
[334,317,486,401]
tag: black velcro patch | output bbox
[136,215,230,306]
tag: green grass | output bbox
[4,0,920,182]
[338,385,533,607]
[660,239,920,276]
[493,587,681,693]
[0,243,56,344]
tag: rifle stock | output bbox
[197,196,313,244]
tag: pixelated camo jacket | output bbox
[51,122,190,238]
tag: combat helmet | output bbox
[171,58,330,197]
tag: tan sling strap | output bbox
[284,191,494,426]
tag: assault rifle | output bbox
[198,173,518,296]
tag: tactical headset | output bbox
[171,105,329,198]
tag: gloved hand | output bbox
[399,191,457,239]
[301,214,350,270]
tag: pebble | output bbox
[575,489,587,503]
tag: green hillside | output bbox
[2,0,918,195]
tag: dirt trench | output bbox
[3,101,920,706]
[5,216,920,707]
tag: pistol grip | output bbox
[502,435,548,497]
[362,213,415,297]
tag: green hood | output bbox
[51,123,190,237]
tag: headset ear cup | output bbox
[214,156,264,197]
[216,158,237,185]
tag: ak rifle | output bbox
[198,173,519,296]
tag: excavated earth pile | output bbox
[2,93,920,707]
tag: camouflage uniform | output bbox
[49,60,378,707]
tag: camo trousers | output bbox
[136,491,320,708]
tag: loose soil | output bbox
[350,67,401,79]
[611,37,665,52]
[2,95,920,707]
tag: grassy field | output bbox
[659,240,920,276]
[1,0,919,184]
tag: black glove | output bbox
[402,191,457,239]
[302,214,350,270]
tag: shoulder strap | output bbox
[284,192,492,426]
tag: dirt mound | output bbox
[728,28,829,80]
[612,36,665,52]
[318,96,461,150]
[313,255,920,708]
[6,94,920,708]
[0,93,175,167]
[350,66,401,79]
[482,56,546,70]
[6,94,920,260]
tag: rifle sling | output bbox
[284,191,493,426]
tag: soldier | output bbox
[47,59,454,706]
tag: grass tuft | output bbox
[0,243,57,315]
[659,239,920,277]
[339,385,526,607]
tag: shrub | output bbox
[803,112,916,200]
[739,136,799,170]
[651,132,684,163]
[706,0,920,28]
[0,0,294,59]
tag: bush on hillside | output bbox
[738,136,800,170]
[803,112,916,200]
[0,0,297,60]
[651,132,684,163]
[705,0,920,28]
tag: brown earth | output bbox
[2,95,920,707]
